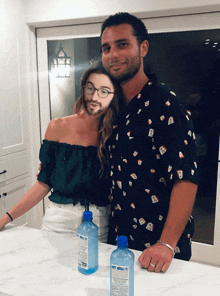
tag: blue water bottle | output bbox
[110,236,134,296]
[77,211,98,275]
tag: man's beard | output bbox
[85,100,104,117]
[107,54,141,84]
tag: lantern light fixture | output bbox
[53,43,71,77]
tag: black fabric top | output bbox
[107,78,199,259]
[37,140,110,207]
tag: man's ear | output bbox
[140,40,149,58]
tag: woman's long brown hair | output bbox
[74,61,124,176]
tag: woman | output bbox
[0,62,124,242]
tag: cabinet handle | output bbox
[3,193,7,196]
[0,170,7,175]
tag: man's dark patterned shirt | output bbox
[107,78,199,260]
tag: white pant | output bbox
[41,202,110,243]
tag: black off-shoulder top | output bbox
[37,140,110,206]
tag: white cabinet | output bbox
[0,90,28,156]
[0,151,31,226]
[0,177,31,226]
[0,92,28,157]
[0,0,43,229]
[0,1,29,158]
[0,152,29,183]
[0,150,44,229]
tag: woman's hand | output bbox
[0,214,11,230]
[36,163,42,177]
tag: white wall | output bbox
[0,0,26,104]
[23,0,220,27]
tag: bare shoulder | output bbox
[44,116,77,141]
[44,118,62,141]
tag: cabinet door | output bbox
[0,152,30,184]
[0,95,28,157]
[0,178,31,226]
[0,7,28,157]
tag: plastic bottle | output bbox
[77,211,98,275]
[110,236,134,296]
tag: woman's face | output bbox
[84,73,115,116]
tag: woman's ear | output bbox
[140,40,149,58]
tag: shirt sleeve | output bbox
[37,140,56,188]
[153,92,199,186]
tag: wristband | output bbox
[157,240,175,257]
[6,212,13,222]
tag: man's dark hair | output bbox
[100,12,149,45]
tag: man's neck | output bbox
[121,70,149,104]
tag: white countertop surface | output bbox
[0,224,220,296]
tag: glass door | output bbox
[36,13,220,266]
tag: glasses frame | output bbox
[84,84,115,99]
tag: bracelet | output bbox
[157,240,175,257]
[6,212,13,222]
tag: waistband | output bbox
[48,190,110,208]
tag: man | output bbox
[100,12,198,273]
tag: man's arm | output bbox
[138,180,197,273]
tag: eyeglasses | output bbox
[84,84,114,98]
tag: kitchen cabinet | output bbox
[0,133,31,227]
[0,177,31,226]
[0,59,28,158]
[0,151,31,227]
[0,152,29,183]
[0,146,44,229]
[0,0,44,229]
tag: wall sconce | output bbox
[53,43,71,77]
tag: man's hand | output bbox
[36,163,42,177]
[138,242,173,273]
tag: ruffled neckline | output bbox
[42,139,97,150]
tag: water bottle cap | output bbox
[83,211,92,220]
[117,236,128,247]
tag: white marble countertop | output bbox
[0,224,220,296]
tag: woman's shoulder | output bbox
[44,115,77,141]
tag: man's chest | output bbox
[108,108,157,161]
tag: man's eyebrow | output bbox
[86,81,111,90]
[115,38,129,44]
[101,38,129,48]
[101,42,110,49]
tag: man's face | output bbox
[84,73,114,116]
[101,24,141,83]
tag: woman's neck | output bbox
[80,110,99,132]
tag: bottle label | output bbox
[111,264,129,296]
[78,234,88,270]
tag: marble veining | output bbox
[0,224,220,296]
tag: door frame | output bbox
[36,12,220,266]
